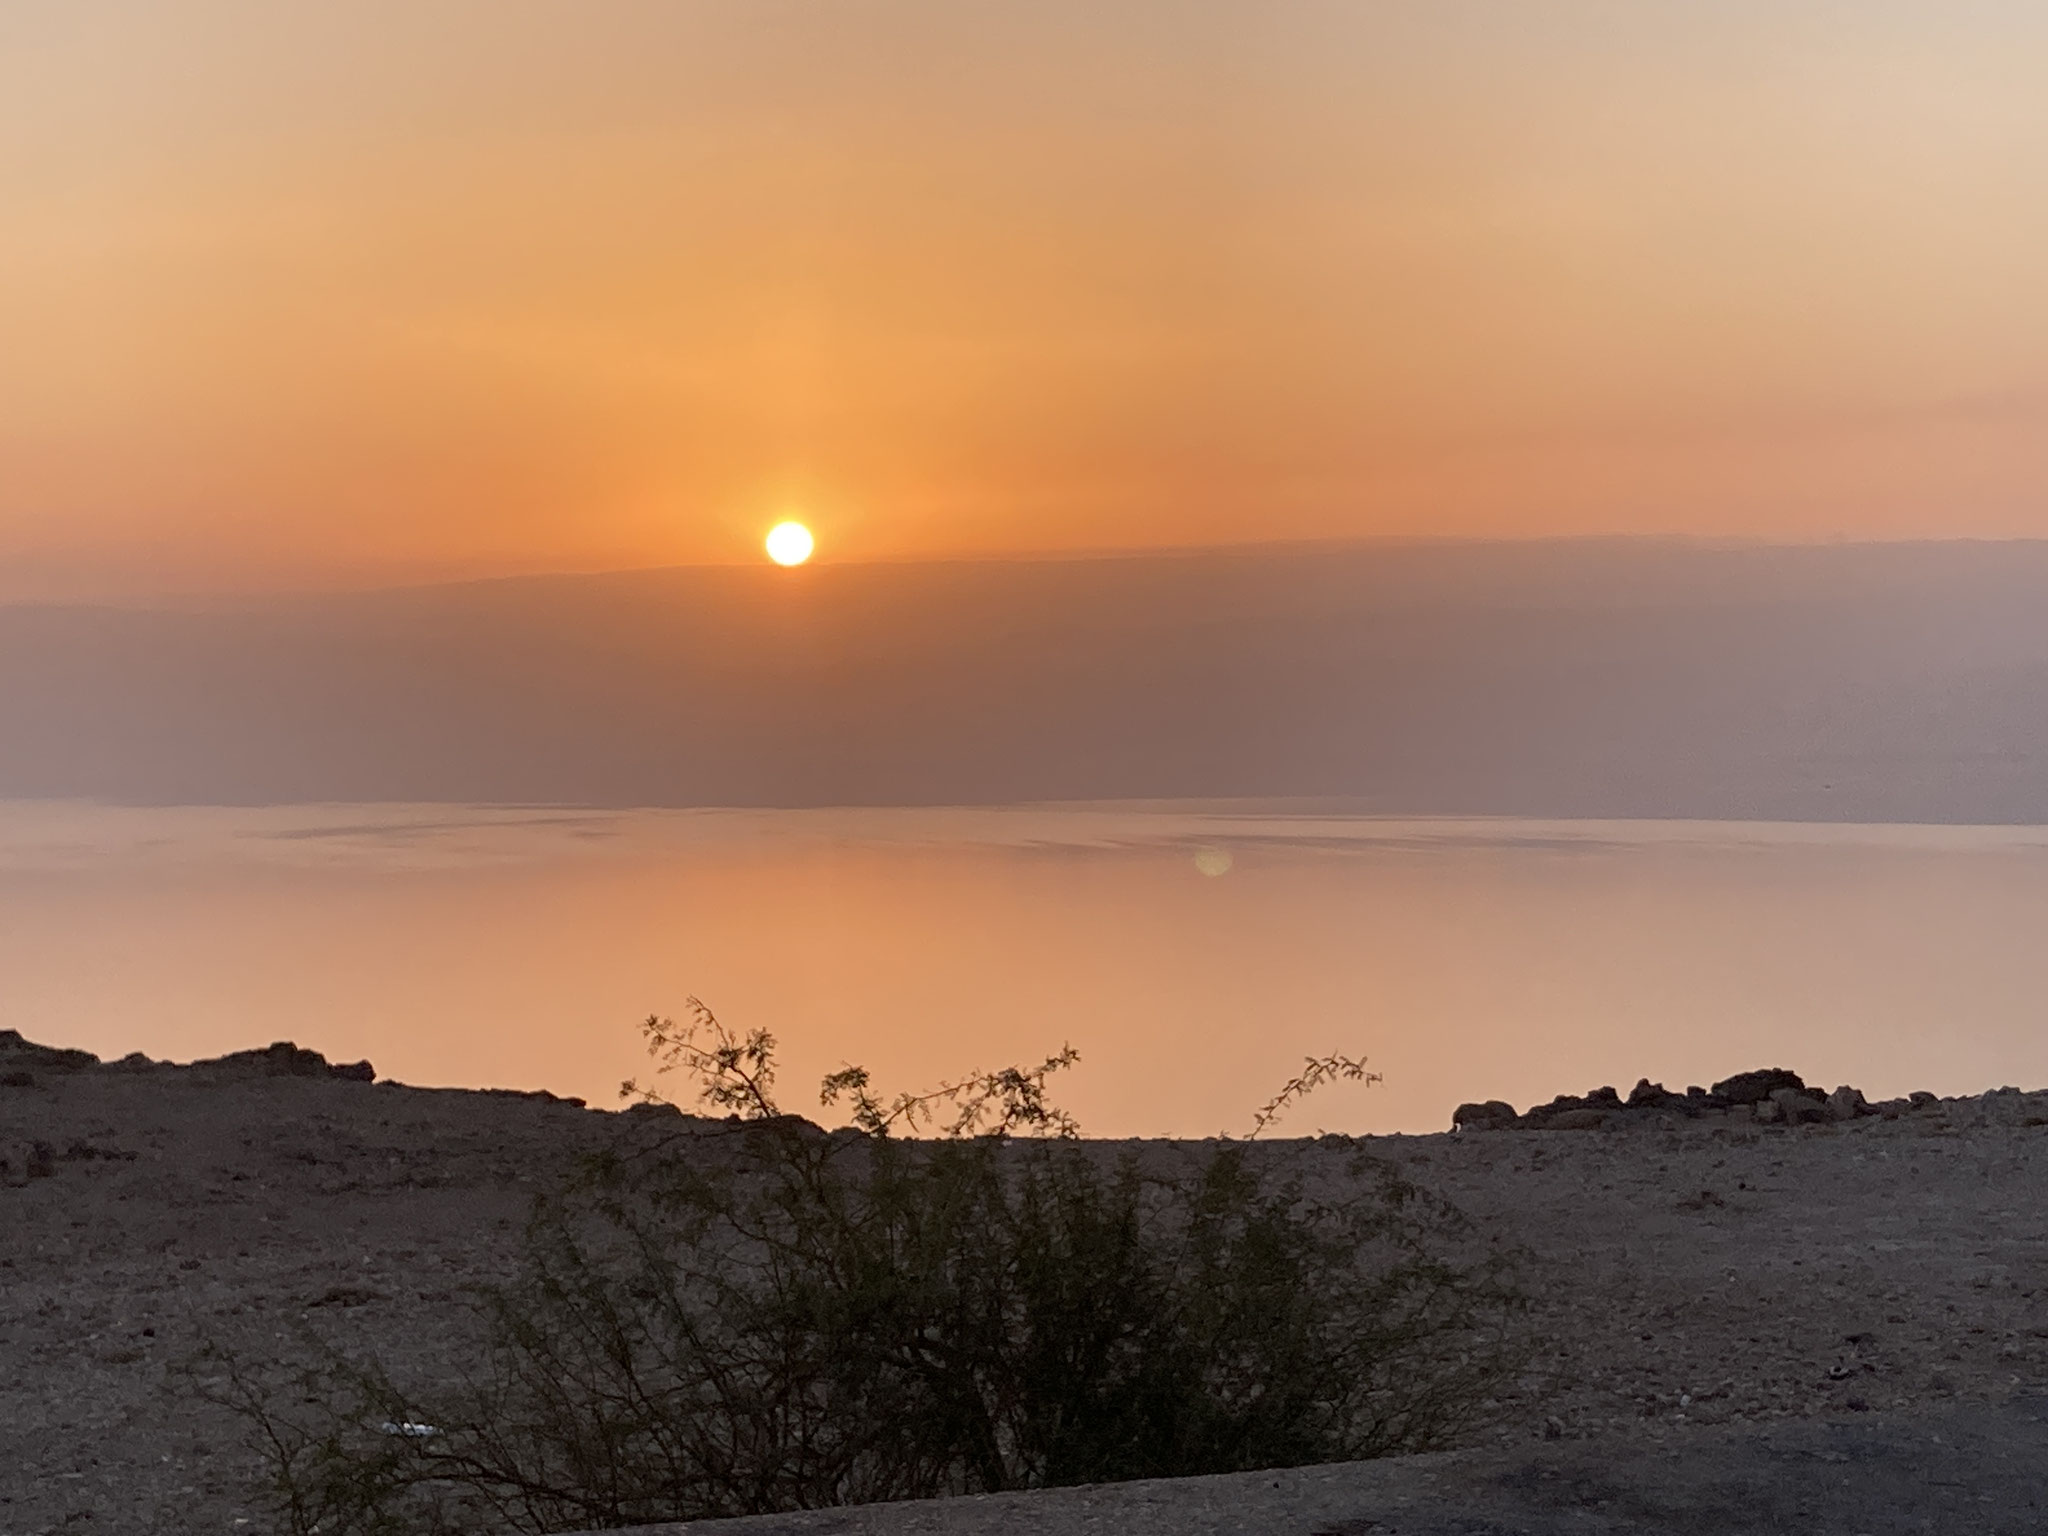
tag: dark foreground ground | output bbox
[6,1031,2048,1535]
[611,1391,2048,1536]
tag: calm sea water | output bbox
[4,802,2047,1136]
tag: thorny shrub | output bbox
[206,1004,1527,1534]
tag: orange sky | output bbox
[4,1,2047,597]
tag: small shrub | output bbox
[215,1006,1526,1533]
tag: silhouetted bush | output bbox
[210,1005,1526,1533]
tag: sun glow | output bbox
[765,521,815,567]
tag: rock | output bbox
[0,1069,35,1089]
[1544,1108,1610,1131]
[1628,1078,1676,1108]
[0,1030,98,1072]
[193,1041,376,1082]
[1909,1090,1942,1109]
[1828,1085,1869,1121]
[1452,1100,1519,1131]
[625,1100,684,1118]
[1520,1092,1598,1126]
[1586,1085,1623,1109]
[1753,1098,1783,1124]
[25,1141,57,1179]
[1772,1087,1831,1125]
[1711,1067,1811,1105]
[227,1041,336,1076]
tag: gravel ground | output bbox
[6,1036,2048,1535]
[607,1390,2048,1535]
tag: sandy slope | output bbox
[5,1037,2048,1535]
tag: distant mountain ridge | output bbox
[5,539,2047,820]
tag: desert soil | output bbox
[613,1390,2048,1535]
[5,1038,2048,1536]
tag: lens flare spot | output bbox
[1193,848,1233,878]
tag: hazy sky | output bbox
[5,1,2048,596]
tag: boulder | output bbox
[1771,1086,1831,1125]
[1712,1067,1813,1105]
[1452,1100,1519,1131]
[1627,1078,1677,1109]
[1828,1085,1870,1121]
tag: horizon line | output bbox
[14,530,2048,612]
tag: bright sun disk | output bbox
[765,521,815,566]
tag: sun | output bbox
[765,521,815,567]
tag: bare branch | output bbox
[1246,1053,1382,1139]
[628,1000,781,1120]
[821,1046,1082,1139]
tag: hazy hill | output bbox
[5,539,2047,819]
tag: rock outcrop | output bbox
[0,1031,374,1085]
[0,1030,99,1073]
[1711,1068,1819,1106]
[189,1041,377,1082]
[1445,1067,2037,1132]
[1452,1099,1519,1131]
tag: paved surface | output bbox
[602,1391,2048,1536]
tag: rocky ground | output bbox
[5,1030,2048,1535]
